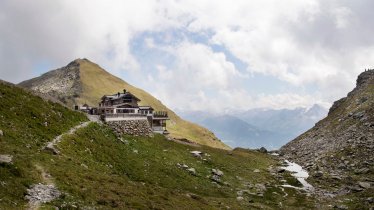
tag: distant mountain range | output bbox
[178,104,328,149]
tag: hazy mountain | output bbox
[19,58,229,149]
[233,104,328,140]
[179,105,328,149]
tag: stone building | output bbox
[98,89,169,134]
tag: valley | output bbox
[0,66,372,209]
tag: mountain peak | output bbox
[19,59,230,149]
[70,58,91,64]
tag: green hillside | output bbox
[19,59,230,150]
[0,81,87,208]
[0,81,317,209]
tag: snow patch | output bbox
[281,160,314,192]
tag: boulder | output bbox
[190,151,203,158]
[0,154,12,164]
[0,130,3,136]
[212,169,224,176]
[358,181,371,189]
[44,144,59,155]
[187,168,196,176]
[210,175,221,183]
[313,171,323,178]
[349,186,363,192]
[333,205,348,210]
[236,196,244,201]
[255,183,266,192]
[258,147,267,153]
[277,168,286,173]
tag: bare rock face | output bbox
[19,60,83,106]
[280,70,374,198]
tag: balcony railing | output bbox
[153,111,168,118]
[101,113,147,121]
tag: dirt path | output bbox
[44,121,91,154]
[26,120,93,209]
[35,164,54,185]
[26,164,60,210]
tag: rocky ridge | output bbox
[19,60,82,106]
[280,70,374,206]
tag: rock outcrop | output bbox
[280,70,374,200]
[19,60,82,106]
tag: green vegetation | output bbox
[44,123,315,209]
[0,81,87,209]
[0,81,317,209]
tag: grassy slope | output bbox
[0,81,317,209]
[0,81,87,209]
[45,123,315,209]
[76,59,230,150]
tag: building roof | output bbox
[102,91,141,101]
[138,106,154,110]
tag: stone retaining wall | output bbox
[107,120,153,137]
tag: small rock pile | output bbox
[25,183,61,206]
[176,163,196,176]
[190,150,210,161]
[107,120,153,137]
[210,168,224,183]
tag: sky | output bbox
[1,0,374,113]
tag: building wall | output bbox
[106,120,153,137]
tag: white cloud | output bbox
[147,41,322,112]
[332,7,352,29]
[1,0,374,112]
[187,0,373,103]
[0,0,184,82]
[173,42,240,89]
